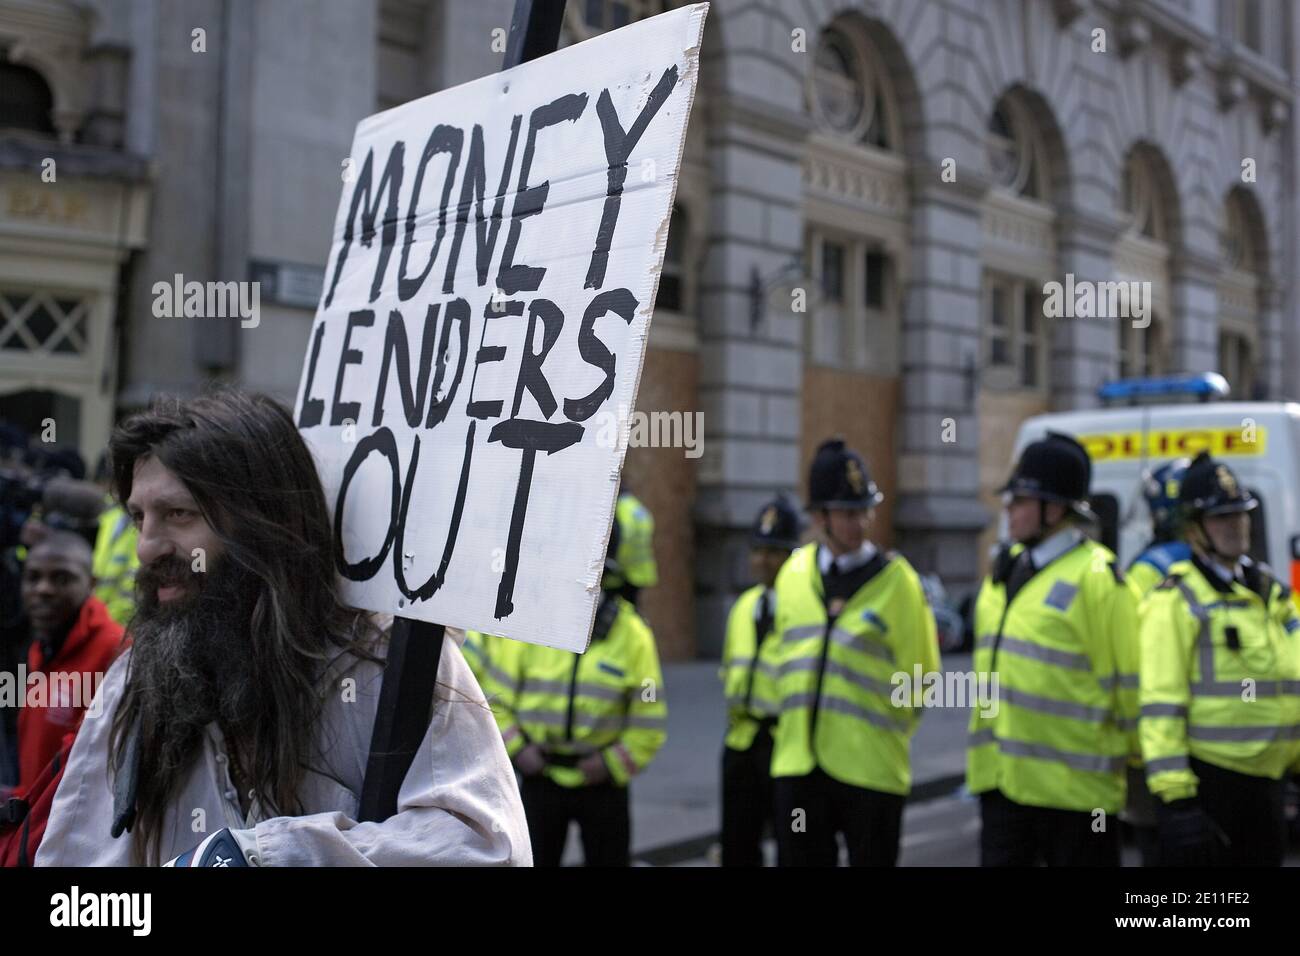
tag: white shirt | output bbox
[1026,527,1085,570]
[817,541,879,576]
[36,623,532,866]
[1205,556,1244,586]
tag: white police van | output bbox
[1009,374,1300,589]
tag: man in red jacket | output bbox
[17,531,125,789]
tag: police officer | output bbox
[770,439,940,867]
[90,453,138,628]
[486,523,667,866]
[611,483,657,607]
[968,432,1139,866]
[719,493,801,867]
[1124,457,1191,863]
[1139,451,1300,866]
[1128,458,1192,599]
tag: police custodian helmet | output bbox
[1178,451,1257,520]
[807,439,883,510]
[751,493,803,550]
[998,431,1095,520]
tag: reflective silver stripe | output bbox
[575,683,626,702]
[520,679,624,702]
[725,657,780,681]
[1145,754,1189,775]
[968,727,995,747]
[515,710,625,733]
[514,709,565,728]
[1141,703,1188,719]
[781,691,910,732]
[823,658,895,696]
[485,663,514,687]
[1097,674,1140,691]
[995,738,1126,773]
[832,626,893,662]
[782,623,891,663]
[995,635,1092,671]
[626,715,667,731]
[1000,686,1111,722]
[1188,724,1300,743]
[783,624,826,644]
[1191,679,1300,697]
[780,657,895,697]
[520,678,568,696]
[1172,578,1215,684]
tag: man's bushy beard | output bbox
[128,553,260,772]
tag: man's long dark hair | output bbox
[108,388,377,864]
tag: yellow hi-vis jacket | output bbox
[486,596,667,788]
[92,502,138,627]
[720,584,781,751]
[770,543,940,795]
[614,493,657,589]
[466,632,524,726]
[1139,556,1300,803]
[967,539,1140,814]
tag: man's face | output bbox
[127,455,224,606]
[21,547,92,638]
[1005,496,1067,544]
[817,507,870,555]
[750,546,791,588]
[1201,511,1250,561]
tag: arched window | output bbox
[1122,152,1168,242]
[1218,191,1265,398]
[808,27,899,151]
[0,63,56,136]
[1114,147,1176,377]
[986,101,1044,199]
[1119,316,1163,379]
[980,90,1063,392]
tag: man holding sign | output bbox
[36,390,530,866]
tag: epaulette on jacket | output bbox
[1154,573,1183,592]
[1107,560,1125,585]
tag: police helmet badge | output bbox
[844,458,865,495]
[1216,465,1239,498]
[759,506,778,535]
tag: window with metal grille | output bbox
[0,290,91,357]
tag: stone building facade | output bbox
[1,0,1295,659]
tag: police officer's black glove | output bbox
[1156,798,1220,866]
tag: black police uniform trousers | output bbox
[519,773,631,867]
[720,722,775,866]
[979,790,1120,866]
[773,768,905,866]
[1160,758,1286,867]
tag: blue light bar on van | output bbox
[1097,373,1230,402]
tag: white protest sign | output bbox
[294,4,708,652]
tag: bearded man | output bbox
[35,389,530,866]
